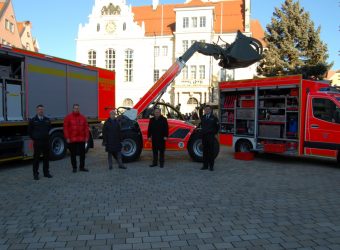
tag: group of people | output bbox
[28,104,219,180]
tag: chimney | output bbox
[152,0,159,10]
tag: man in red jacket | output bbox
[64,104,89,172]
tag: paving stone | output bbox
[1,143,340,250]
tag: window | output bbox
[97,23,100,32]
[124,49,133,82]
[105,48,115,70]
[162,46,168,56]
[192,17,197,28]
[182,40,188,53]
[26,43,30,50]
[9,23,14,33]
[187,97,198,105]
[183,17,189,28]
[123,22,126,31]
[88,50,96,66]
[5,19,9,30]
[200,16,206,27]
[123,98,134,107]
[199,65,205,79]
[312,98,340,123]
[182,66,188,80]
[154,46,160,57]
[190,66,197,79]
[154,69,160,82]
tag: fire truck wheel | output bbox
[187,132,220,162]
[49,132,67,161]
[235,139,253,152]
[121,131,142,162]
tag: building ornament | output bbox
[101,3,121,16]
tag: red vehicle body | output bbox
[0,44,115,162]
[117,31,263,162]
[219,75,340,164]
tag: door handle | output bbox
[311,124,319,129]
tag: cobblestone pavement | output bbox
[1,140,340,250]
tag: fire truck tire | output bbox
[235,139,253,152]
[187,132,220,162]
[49,132,67,161]
[121,131,142,162]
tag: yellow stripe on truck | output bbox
[28,64,66,77]
[28,64,96,82]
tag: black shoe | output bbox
[200,166,208,170]
[109,166,113,170]
[119,165,127,169]
[73,168,77,173]
[209,168,214,171]
[33,176,39,180]
[160,164,164,168]
[79,168,89,172]
[149,164,157,167]
[44,174,53,178]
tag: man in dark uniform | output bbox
[28,104,52,180]
[148,107,169,168]
[200,105,219,171]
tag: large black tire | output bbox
[85,132,93,153]
[187,132,220,162]
[49,132,67,161]
[235,139,253,152]
[121,131,142,162]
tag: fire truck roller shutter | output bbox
[26,57,67,119]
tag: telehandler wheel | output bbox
[121,131,142,162]
[49,132,67,160]
[235,139,253,152]
[187,132,220,162]
[85,133,93,153]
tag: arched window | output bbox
[105,48,115,70]
[124,49,133,82]
[123,98,134,107]
[123,22,126,31]
[97,23,100,32]
[187,97,198,105]
[88,50,96,66]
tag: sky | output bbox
[12,0,340,70]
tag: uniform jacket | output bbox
[63,112,89,143]
[28,115,51,141]
[102,118,122,153]
[147,115,169,150]
[201,113,219,135]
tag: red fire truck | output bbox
[0,44,115,162]
[219,75,340,165]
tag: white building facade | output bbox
[76,0,264,114]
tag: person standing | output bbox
[63,104,89,173]
[28,104,52,180]
[148,107,169,168]
[102,109,126,170]
[200,105,219,171]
